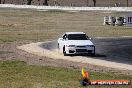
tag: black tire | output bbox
[88,51,95,56]
[89,50,95,56]
[90,46,95,56]
[90,53,95,56]
[63,46,67,56]
[58,43,59,50]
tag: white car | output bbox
[58,32,95,56]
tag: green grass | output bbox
[0,51,13,54]
[0,60,131,88]
[0,9,132,43]
[0,8,132,88]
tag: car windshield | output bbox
[68,34,89,40]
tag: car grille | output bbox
[76,45,94,48]
[76,46,86,48]
[76,49,87,52]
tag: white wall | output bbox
[0,4,132,12]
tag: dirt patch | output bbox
[17,41,132,70]
[0,41,131,75]
[15,40,132,76]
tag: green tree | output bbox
[27,0,32,5]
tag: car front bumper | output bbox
[65,46,95,54]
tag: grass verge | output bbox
[0,51,13,54]
[0,9,132,43]
[0,60,131,88]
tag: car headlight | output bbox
[66,45,75,47]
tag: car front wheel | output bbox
[89,53,95,56]
[63,46,67,56]
[58,43,59,50]
[89,49,95,56]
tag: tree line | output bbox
[27,0,48,5]
[0,0,97,7]
[0,0,6,4]
[0,0,48,5]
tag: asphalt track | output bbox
[42,37,132,65]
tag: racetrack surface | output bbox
[92,37,132,65]
[18,37,132,70]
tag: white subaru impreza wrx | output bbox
[58,32,95,56]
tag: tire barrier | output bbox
[103,16,126,26]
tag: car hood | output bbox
[65,40,94,45]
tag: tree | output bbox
[3,0,5,4]
[43,0,48,6]
[86,0,88,6]
[27,0,32,5]
[127,0,128,7]
[0,0,1,4]
[93,0,96,7]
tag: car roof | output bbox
[66,32,85,34]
